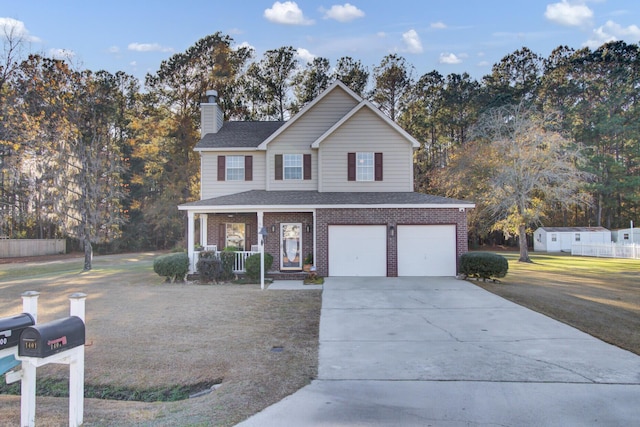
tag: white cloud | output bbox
[402,29,423,54]
[545,1,593,27]
[108,46,119,54]
[439,52,462,64]
[127,42,173,53]
[585,20,640,48]
[296,47,316,64]
[264,1,314,25]
[430,21,447,29]
[377,31,386,38]
[0,17,40,42]
[49,48,75,60]
[236,41,255,52]
[323,3,365,22]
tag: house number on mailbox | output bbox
[23,339,37,350]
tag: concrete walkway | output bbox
[238,277,640,426]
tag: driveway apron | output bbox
[237,277,640,426]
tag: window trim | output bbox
[356,152,374,182]
[225,155,245,181]
[283,154,303,180]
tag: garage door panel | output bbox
[329,226,386,276]
[398,225,456,276]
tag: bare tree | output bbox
[440,103,592,262]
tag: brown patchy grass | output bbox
[473,251,640,356]
[0,253,321,426]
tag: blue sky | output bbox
[2,1,640,83]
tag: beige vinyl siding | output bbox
[267,87,358,190]
[200,151,265,199]
[319,108,414,192]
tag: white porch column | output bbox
[312,210,317,269]
[257,211,265,290]
[187,211,195,273]
[201,214,209,246]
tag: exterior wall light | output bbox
[389,225,395,237]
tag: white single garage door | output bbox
[328,225,387,276]
[397,225,457,276]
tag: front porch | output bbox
[184,209,316,276]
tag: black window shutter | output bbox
[217,156,226,181]
[275,154,283,180]
[245,224,252,251]
[245,156,253,181]
[347,153,356,181]
[219,223,226,249]
[375,152,383,181]
[303,154,312,180]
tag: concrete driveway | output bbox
[238,277,640,426]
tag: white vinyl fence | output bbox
[571,242,640,259]
[0,239,66,258]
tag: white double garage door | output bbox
[328,225,457,277]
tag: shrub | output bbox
[459,252,508,281]
[153,253,189,282]
[196,255,223,283]
[219,251,236,281]
[245,253,274,281]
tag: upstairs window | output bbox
[283,154,303,180]
[356,152,374,181]
[274,154,312,180]
[226,156,245,181]
[217,155,252,181]
[348,152,383,181]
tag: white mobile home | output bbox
[533,227,611,252]
[612,228,640,244]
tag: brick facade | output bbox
[206,208,468,277]
[315,208,468,277]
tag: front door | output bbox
[281,223,302,270]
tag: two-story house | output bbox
[178,81,474,277]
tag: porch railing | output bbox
[192,250,259,273]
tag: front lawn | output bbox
[0,252,321,426]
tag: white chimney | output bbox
[201,90,223,137]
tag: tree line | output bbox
[1,30,639,267]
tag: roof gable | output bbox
[256,80,362,150]
[311,100,420,149]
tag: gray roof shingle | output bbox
[180,190,474,208]
[196,121,285,149]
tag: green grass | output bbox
[0,252,162,283]
[499,251,640,275]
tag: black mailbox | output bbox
[19,316,85,358]
[0,313,35,351]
